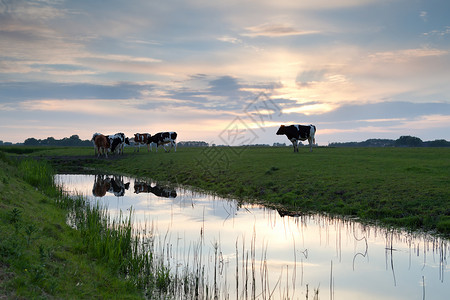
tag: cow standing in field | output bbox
[150,132,177,152]
[276,124,316,152]
[93,134,110,158]
[108,133,129,155]
[133,133,152,152]
[91,133,101,155]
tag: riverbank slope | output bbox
[0,153,143,298]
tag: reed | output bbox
[19,159,54,190]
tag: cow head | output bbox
[276,125,286,135]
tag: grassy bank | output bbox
[3,145,450,236]
[0,151,229,299]
[0,154,143,298]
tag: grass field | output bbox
[0,153,143,298]
[2,145,450,236]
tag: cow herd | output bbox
[91,124,316,157]
[91,131,177,158]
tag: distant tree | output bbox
[40,137,56,146]
[395,136,423,147]
[426,139,450,147]
[24,138,40,146]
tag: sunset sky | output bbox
[1,0,449,145]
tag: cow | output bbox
[93,134,110,158]
[150,185,177,198]
[134,181,152,194]
[108,133,129,155]
[92,175,111,197]
[93,175,129,197]
[150,132,177,152]
[276,124,316,152]
[133,181,177,198]
[133,133,152,152]
[91,133,102,155]
[108,176,130,197]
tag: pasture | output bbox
[2,145,450,235]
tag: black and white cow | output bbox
[133,181,177,198]
[276,124,316,152]
[108,175,130,197]
[150,185,177,198]
[108,133,129,155]
[150,132,177,152]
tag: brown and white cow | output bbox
[93,134,110,158]
[91,133,101,155]
[92,175,111,197]
[133,133,152,152]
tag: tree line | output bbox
[0,136,209,148]
[21,135,93,147]
[329,136,450,147]
[1,134,449,148]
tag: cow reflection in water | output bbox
[92,175,130,197]
[134,181,177,198]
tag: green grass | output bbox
[88,146,450,236]
[3,145,450,236]
[0,154,143,298]
[0,150,221,298]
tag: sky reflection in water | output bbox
[56,174,449,300]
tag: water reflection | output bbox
[56,174,450,300]
[134,181,177,198]
[92,175,130,197]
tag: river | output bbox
[55,174,449,299]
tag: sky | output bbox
[1,0,450,146]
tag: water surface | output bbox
[56,174,449,299]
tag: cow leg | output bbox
[173,141,177,152]
[163,143,169,152]
[291,140,298,152]
[308,137,313,152]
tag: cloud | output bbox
[368,48,448,63]
[423,26,450,37]
[296,70,327,87]
[242,23,319,37]
[217,36,242,44]
[419,11,428,22]
[0,82,154,101]
[319,101,450,123]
